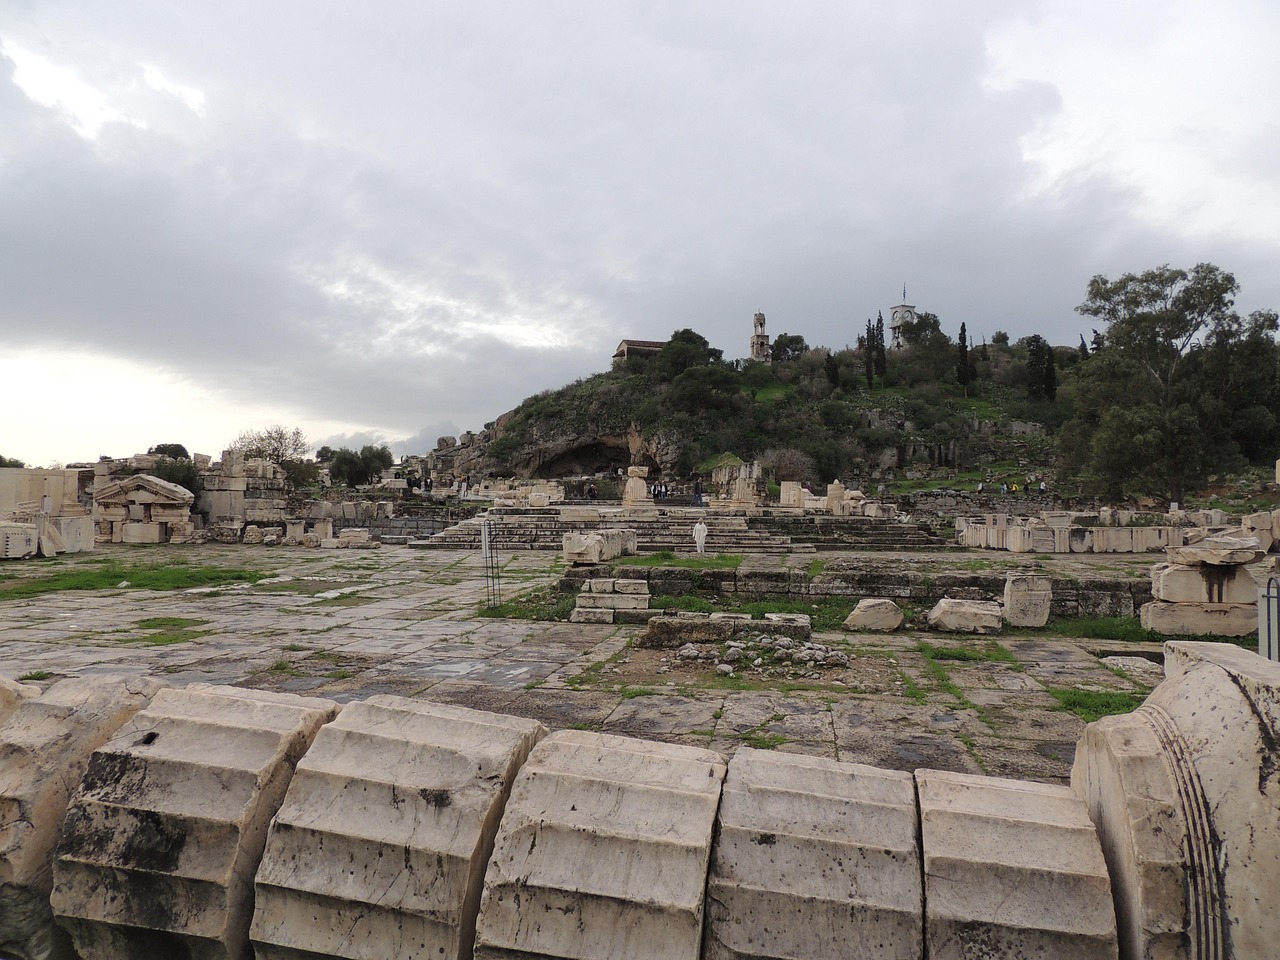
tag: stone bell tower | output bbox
[750,312,771,361]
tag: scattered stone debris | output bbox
[666,632,850,679]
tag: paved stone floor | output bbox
[0,543,1173,784]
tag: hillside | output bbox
[474,327,1073,487]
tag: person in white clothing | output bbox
[693,519,708,554]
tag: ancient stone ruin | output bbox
[0,641,1274,959]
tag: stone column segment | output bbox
[917,768,1118,960]
[50,684,337,960]
[250,696,547,960]
[0,676,161,960]
[703,748,921,960]
[473,729,727,960]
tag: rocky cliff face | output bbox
[427,416,685,480]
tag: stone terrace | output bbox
[0,543,1191,784]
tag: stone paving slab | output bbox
[0,544,1176,785]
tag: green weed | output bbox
[1047,688,1146,722]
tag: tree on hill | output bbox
[1062,262,1278,503]
[0,454,25,468]
[771,333,808,363]
[652,329,724,380]
[956,322,971,396]
[151,457,201,496]
[148,443,190,459]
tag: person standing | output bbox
[693,519,708,554]
[693,477,704,506]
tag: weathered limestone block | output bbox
[842,597,904,632]
[613,579,649,595]
[576,593,649,610]
[284,519,305,541]
[241,525,265,545]
[1072,712,1189,960]
[312,518,334,540]
[120,522,163,544]
[0,676,160,960]
[51,685,337,960]
[251,698,546,960]
[1165,534,1265,566]
[474,730,726,960]
[760,612,812,640]
[563,531,625,565]
[1138,600,1257,637]
[825,481,845,513]
[704,749,921,960]
[1003,573,1052,627]
[779,480,803,508]
[527,492,550,507]
[638,615,738,648]
[926,598,1002,634]
[569,608,614,624]
[339,528,370,543]
[0,674,39,724]
[1150,561,1257,604]
[1077,643,1280,960]
[917,769,1117,960]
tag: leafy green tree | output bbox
[653,329,724,380]
[148,443,190,459]
[874,313,887,378]
[0,454,26,468]
[328,445,393,487]
[956,323,971,395]
[1065,262,1274,503]
[151,458,201,496]
[771,333,808,363]
[1024,335,1049,401]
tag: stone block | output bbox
[842,598,904,632]
[639,615,737,648]
[569,608,615,624]
[339,528,370,543]
[1165,535,1266,566]
[760,612,812,640]
[926,599,1003,634]
[51,685,337,960]
[585,578,617,593]
[1138,601,1257,637]
[474,730,726,960]
[284,520,305,540]
[704,748,921,960]
[312,518,334,540]
[779,480,803,508]
[119,522,163,544]
[1072,712,1188,960]
[613,579,649,595]
[1003,573,1052,627]
[251,697,545,960]
[1150,562,1257,604]
[564,532,625,565]
[575,593,649,610]
[241,525,265,545]
[917,768,1117,960]
[0,676,160,960]
[0,675,39,724]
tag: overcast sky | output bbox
[2,1,1277,467]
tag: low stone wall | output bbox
[565,564,1151,619]
[0,643,1276,959]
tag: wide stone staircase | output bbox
[749,514,952,551]
[410,507,809,554]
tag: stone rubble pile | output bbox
[0,642,1274,959]
[671,633,850,679]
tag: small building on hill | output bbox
[612,339,667,361]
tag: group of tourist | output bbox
[977,478,1047,495]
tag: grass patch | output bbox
[736,596,855,632]
[614,551,743,569]
[619,686,659,699]
[136,617,207,631]
[807,557,827,577]
[323,669,354,680]
[897,669,927,704]
[478,586,576,621]
[917,641,1017,664]
[1047,688,1146,722]
[18,670,52,681]
[741,732,788,750]
[282,643,311,652]
[139,629,214,646]
[0,562,269,600]
[651,594,717,613]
